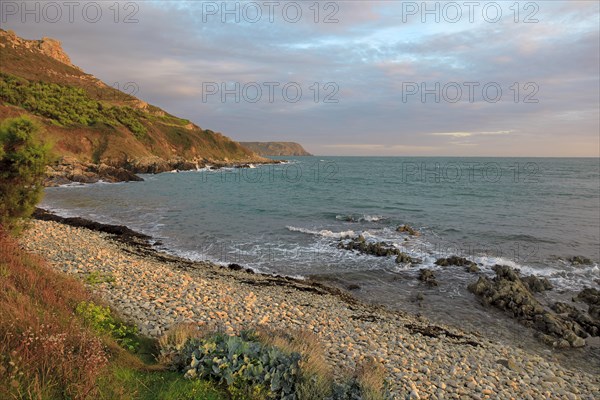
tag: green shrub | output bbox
[0,116,50,234]
[182,331,302,400]
[75,301,139,352]
[0,72,147,138]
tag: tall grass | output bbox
[0,230,109,399]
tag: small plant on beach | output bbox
[75,301,139,352]
[181,331,302,399]
[0,116,50,235]
[85,270,115,285]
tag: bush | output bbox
[75,301,139,352]
[182,331,302,400]
[0,116,50,234]
[162,326,390,400]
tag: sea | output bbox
[41,156,600,370]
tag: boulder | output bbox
[338,237,420,262]
[435,256,477,269]
[568,256,593,265]
[574,288,600,305]
[396,225,420,236]
[522,275,553,292]
[418,269,438,287]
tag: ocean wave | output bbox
[335,214,387,223]
[286,226,356,239]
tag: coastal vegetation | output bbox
[0,116,50,235]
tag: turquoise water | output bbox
[42,157,599,291]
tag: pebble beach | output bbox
[21,219,600,399]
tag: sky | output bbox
[2,0,599,156]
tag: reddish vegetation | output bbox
[0,230,109,399]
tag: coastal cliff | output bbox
[239,142,312,156]
[0,30,272,185]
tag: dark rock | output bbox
[574,288,600,305]
[396,253,418,264]
[245,268,255,274]
[396,225,420,236]
[466,264,480,273]
[551,302,600,337]
[435,256,476,269]
[418,269,438,287]
[468,265,588,348]
[227,263,244,271]
[347,284,361,291]
[97,164,143,182]
[589,305,600,320]
[522,275,553,292]
[568,256,592,265]
[338,237,419,261]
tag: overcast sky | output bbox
[3,1,599,156]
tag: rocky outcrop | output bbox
[468,265,595,348]
[45,157,143,186]
[396,225,420,236]
[418,269,438,287]
[521,275,553,293]
[1,30,77,69]
[574,288,600,305]
[568,256,593,265]
[435,256,478,273]
[239,142,312,156]
[338,236,401,257]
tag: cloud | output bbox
[2,0,599,156]
[431,130,515,138]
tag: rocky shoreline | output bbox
[44,156,282,187]
[21,213,600,399]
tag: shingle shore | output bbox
[21,220,599,399]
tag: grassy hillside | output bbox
[0,29,266,171]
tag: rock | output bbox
[347,284,361,291]
[574,287,600,305]
[496,359,522,372]
[419,269,438,287]
[589,305,600,320]
[435,256,476,269]
[339,237,415,259]
[466,264,480,273]
[396,225,420,236]
[227,263,244,271]
[469,265,588,347]
[396,253,418,264]
[522,275,553,292]
[568,256,592,265]
[551,302,599,337]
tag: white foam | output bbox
[335,214,386,222]
[286,226,356,239]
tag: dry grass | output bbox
[354,356,387,400]
[0,230,109,399]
